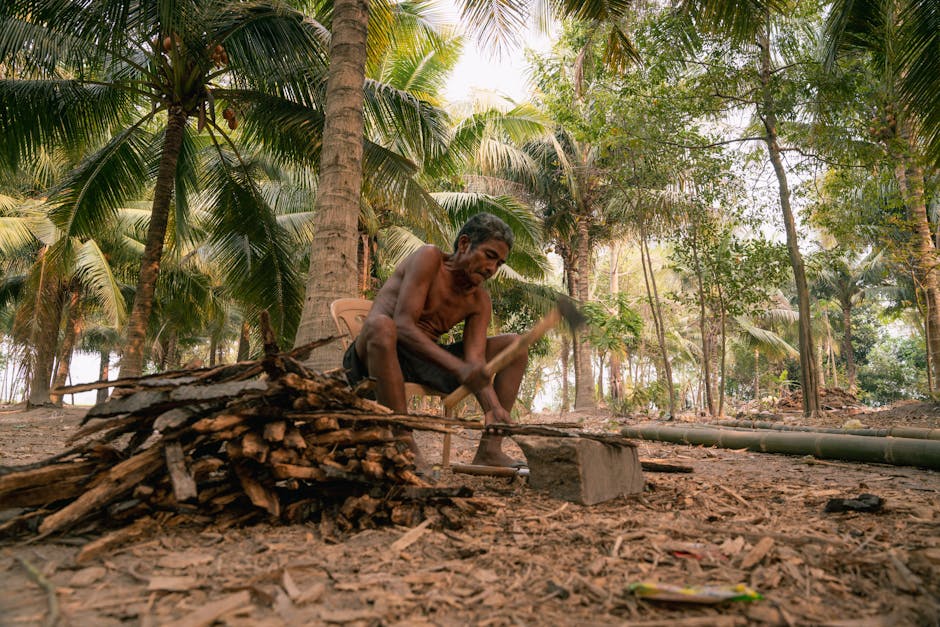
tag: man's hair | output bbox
[453,212,514,252]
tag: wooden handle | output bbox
[443,309,561,411]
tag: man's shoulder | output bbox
[406,244,445,267]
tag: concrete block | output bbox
[513,436,644,505]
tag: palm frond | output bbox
[200,150,303,344]
[734,315,799,358]
[0,79,134,171]
[47,122,152,238]
[74,237,126,325]
[0,216,39,254]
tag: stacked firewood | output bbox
[0,333,478,544]
[776,387,867,411]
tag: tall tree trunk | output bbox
[691,235,716,416]
[717,286,727,418]
[892,139,940,387]
[753,348,760,400]
[295,0,370,370]
[841,302,856,391]
[27,285,64,408]
[121,107,189,378]
[608,243,624,400]
[639,232,676,417]
[50,289,81,406]
[96,350,110,405]
[358,232,373,296]
[757,28,819,417]
[572,218,594,409]
[560,334,570,413]
[237,320,251,361]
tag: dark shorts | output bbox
[342,341,465,394]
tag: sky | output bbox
[438,1,553,104]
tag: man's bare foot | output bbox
[471,435,526,467]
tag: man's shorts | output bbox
[342,340,465,394]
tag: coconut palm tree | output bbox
[821,0,940,390]
[296,0,649,368]
[0,0,332,378]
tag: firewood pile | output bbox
[776,387,867,411]
[0,333,478,545]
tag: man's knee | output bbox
[491,333,527,367]
[361,315,398,352]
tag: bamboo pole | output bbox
[707,420,940,441]
[620,424,940,470]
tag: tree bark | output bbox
[237,320,251,362]
[27,284,64,408]
[572,218,594,409]
[121,107,189,378]
[757,28,819,417]
[841,302,856,391]
[639,231,676,417]
[50,289,81,406]
[691,233,716,416]
[294,0,370,371]
[96,350,110,405]
[892,142,940,387]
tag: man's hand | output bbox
[484,404,511,426]
[457,362,491,393]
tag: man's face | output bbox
[457,236,509,285]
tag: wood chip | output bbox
[740,536,775,569]
[162,590,251,627]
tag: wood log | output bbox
[164,441,197,502]
[38,445,165,535]
[234,464,280,517]
[621,424,940,470]
[0,461,97,495]
[308,427,396,446]
[263,421,287,442]
[76,516,156,564]
[271,464,327,481]
[283,428,307,450]
[192,413,244,433]
[241,432,270,463]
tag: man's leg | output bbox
[472,333,528,466]
[358,315,427,468]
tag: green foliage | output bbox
[581,293,641,356]
[857,335,927,406]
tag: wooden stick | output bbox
[16,557,59,627]
[444,309,561,410]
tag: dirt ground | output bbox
[1,402,939,626]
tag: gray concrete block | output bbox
[513,436,644,505]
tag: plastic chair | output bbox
[330,298,454,466]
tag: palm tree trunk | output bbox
[560,334,570,413]
[237,320,251,361]
[121,106,189,378]
[27,286,64,408]
[295,0,370,370]
[571,218,594,409]
[50,289,81,406]
[842,303,856,391]
[753,348,760,400]
[893,147,940,386]
[96,350,110,405]
[757,28,819,417]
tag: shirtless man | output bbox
[343,213,527,468]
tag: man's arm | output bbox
[461,292,509,422]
